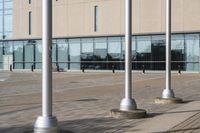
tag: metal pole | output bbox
[42,0,52,118]
[120,0,137,111]
[34,0,58,132]
[162,0,174,98]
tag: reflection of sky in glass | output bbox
[13,41,23,62]
[82,38,93,53]
[185,34,199,62]
[69,39,80,61]
[0,0,12,39]
[35,40,42,62]
[4,41,12,54]
[137,36,151,53]
[94,38,107,59]
[108,37,121,54]
[57,39,68,62]
[172,35,184,50]
[0,44,3,61]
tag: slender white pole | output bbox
[162,0,174,98]
[125,0,132,100]
[120,0,137,111]
[34,0,58,132]
[42,0,52,117]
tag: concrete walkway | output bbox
[0,71,199,133]
[125,101,200,133]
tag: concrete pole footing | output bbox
[110,109,146,119]
[154,97,183,104]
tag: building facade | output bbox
[0,0,200,71]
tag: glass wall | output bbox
[136,36,152,70]
[69,39,80,70]
[24,41,34,69]
[108,37,121,69]
[13,41,23,69]
[151,35,165,70]
[185,34,200,71]
[171,35,185,70]
[0,33,199,72]
[57,39,68,70]
[0,0,13,39]
[0,42,3,69]
[81,38,94,69]
[94,38,107,69]
[35,40,42,69]
[4,41,12,54]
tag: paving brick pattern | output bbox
[0,71,199,133]
[168,112,200,133]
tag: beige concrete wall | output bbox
[12,0,200,39]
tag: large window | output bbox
[24,40,34,69]
[69,39,80,70]
[52,40,57,67]
[0,42,3,69]
[35,40,42,69]
[4,41,12,55]
[0,33,200,71]
[94,38,107,69]
[185,34,200,71]
[171,35,185,70]
[151,35,165,70]
[57,39,68,70]
[81,38,94,69]
[13,41,24,69]
[136,36,151,70]
[108,37,121,61]
[0,0,13,39]
[108,37,121,70]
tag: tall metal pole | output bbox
[42,0,52,117]
[34,0,58,132]
[162,0,174,98]
[120,0,137,111]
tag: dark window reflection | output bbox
[81,38,95,69]
[108,37,121,69]
[94,38,107,69]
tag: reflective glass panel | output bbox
[35,40,42,69]
[94,38,107,69]
[185,34,200,71]
[4,41,13,55]
[69,39,80,70]
[57,39,68,70]
[108,37,121,61]
[13,41,23,69]
[136,36,151,62]
[0,43,2,69]
[81,38,94,69]
[24,41,34,69]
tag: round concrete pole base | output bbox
[34,116,59,133]
[110,109,146,119]
[154,97,183,104]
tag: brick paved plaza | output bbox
[0,71,200,133]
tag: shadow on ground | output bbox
[0,117,142,133]
[154,127,200,133]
